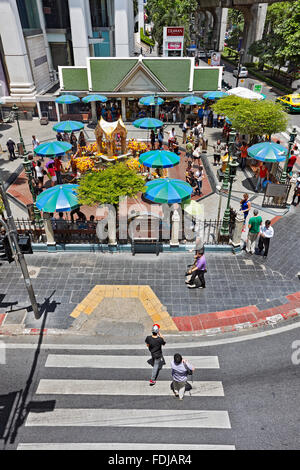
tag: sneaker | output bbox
[149,380,156,385]
[187,284,197,288]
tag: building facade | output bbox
[0,0,135,111]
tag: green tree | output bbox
[77,163,146,207]
[249,1,300,72]
[212,97,288,140]
[0,196,4,215]
[146,0,197,52]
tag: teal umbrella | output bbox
[179,96,204,106]
[247,142,287,163]
[139,95,164,106]
[145,178,192,203]
[133,118,163,129]
[34,141,72,157]
[55,95,80,104]
[203,91,228,100]
[36,184,79,213]
[82,94,108,103]
[139,150,180,168]
[53,120,84,133]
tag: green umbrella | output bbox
[36,184,79,212]
[55,95,80,104]
[139,150,180,168]
[145,178,193,203]
[53,120,84,133]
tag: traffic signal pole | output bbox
[0,173,40,319]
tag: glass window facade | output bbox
[89,0,109,28]
[42,0,70,29]
[16,0,41,30]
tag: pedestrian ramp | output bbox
[17,351,235,450]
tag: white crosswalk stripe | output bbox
[275,126,300,147]
[36,379,225,396]
[17,350,235,450]
[45,354,220,369]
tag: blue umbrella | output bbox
[34,141,72,157]
[179,96,204,106]
[55,95,80,104]
[203,91,228,100]
[139,150,180,168]
[225,117,232,125]
[139,95,164,106]
[247,142,287,163]
[133,118,163,129]
[53,120,84,133]
[145,178,193,203]
[36,184,79,213]
[82,94,108,103]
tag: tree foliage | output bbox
[212,97,288,138]
[249,1,300,69]
[146,0,198,51]
[77,163,146,207]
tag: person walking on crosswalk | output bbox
[171,354,195,400]
[145,324,166,386]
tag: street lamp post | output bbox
[280,127,297,184]
[220,132,239,239]
[0,172,40,319]
[236,48,244,88]
[222,129,236,190]
[12,104,41,221]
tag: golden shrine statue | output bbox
[95,116,127,157]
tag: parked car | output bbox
[276,94,300,113]
[198,50,206,59]
[233,66,248,78]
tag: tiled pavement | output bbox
[0,206,299,333]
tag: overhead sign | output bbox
[210,52,221,66]
[253,84,263,93]
[163,27,184,57]
[166,27,184,37]
[168,42,182,50]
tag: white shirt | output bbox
[260,225,274,238]
[32,138,39,149]
[35,165,43,178]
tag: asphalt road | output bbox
[222,61,300,130]
[0,321,299,451]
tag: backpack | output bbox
[194,127,199,137]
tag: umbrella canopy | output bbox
[53,120,84,133]
[181,199,204,218]
[139,95,164,106]
[247,142,287,163]
[36,184,79,212]
[133,117,163,129]
[179,96,204,106]
[145,178,193,203]
[55,94,80,104]
[139,150,180,168]
[203,91,228,100]
[225,117,232,125]
[82,94,108,103]
[227,87,265,101]
[34,141,72,157]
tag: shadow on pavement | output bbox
[0,291,57,448]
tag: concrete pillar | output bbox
[217,8,228,52]
[170,210,180,247]
[240,3,268,63]
[55,102,61,122]
[0,0,36,97]
[138,0,144,34]
[68,0,90,65]
[231,211,244,253]
[43,213,56,251]
[108,206,117,245]
[114,0,131,56]
[91,101,97,123]
[121,97,127,121]
[36,0,53,73]
[287,172,298,205]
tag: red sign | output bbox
[168,42,182,50]
[167,27,184,37]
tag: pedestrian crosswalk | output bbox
[275,126,300,149]
[17,350,235,450]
